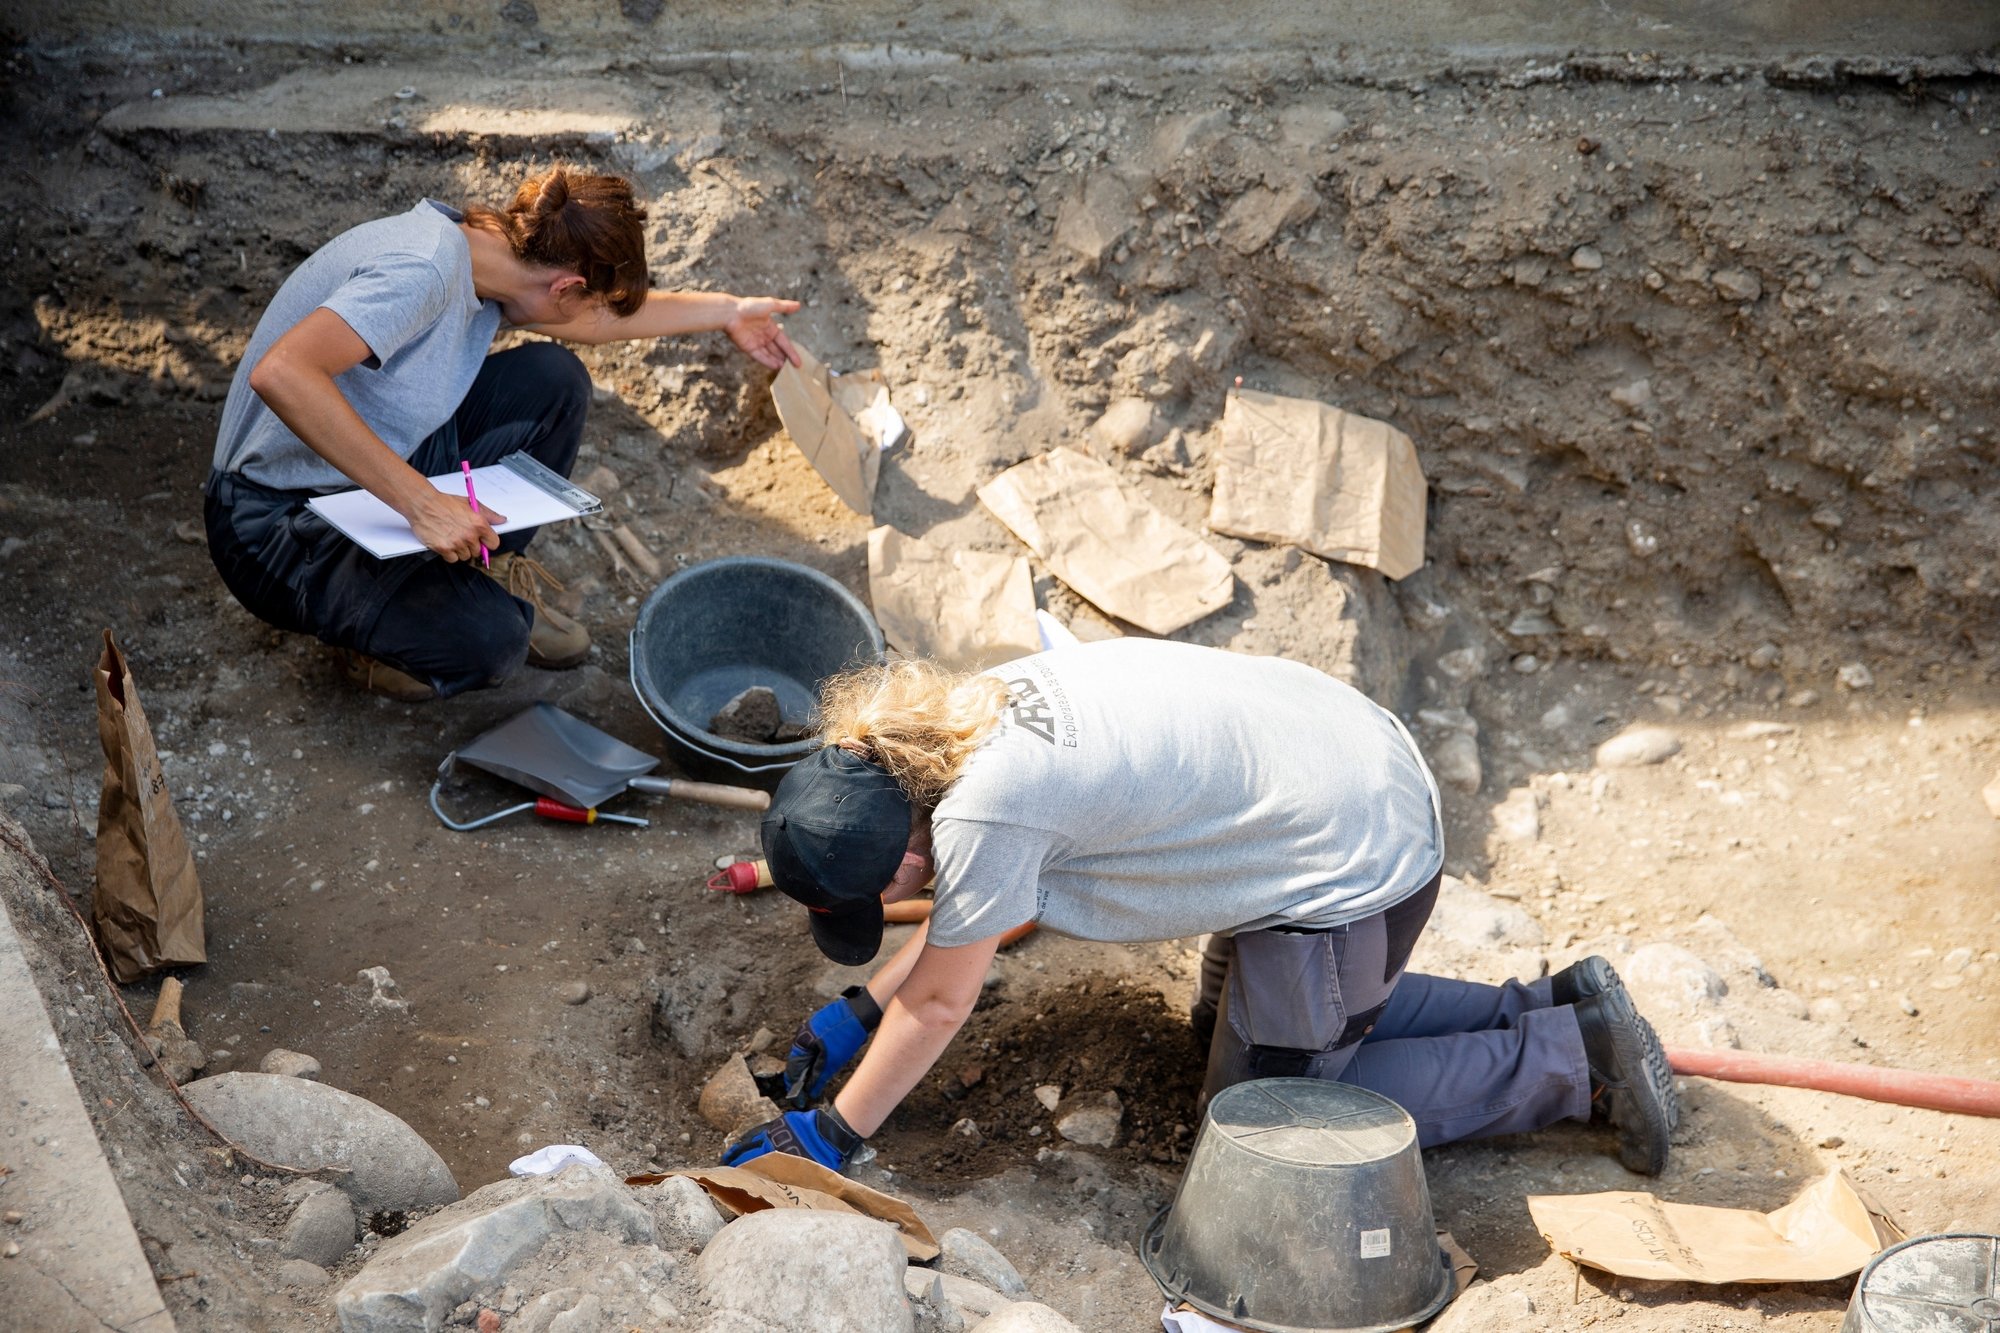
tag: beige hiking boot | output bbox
[333,649,436,703]
[484,551,591,669]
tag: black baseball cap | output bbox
[760,746,912,965]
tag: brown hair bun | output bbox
[467,164,650,317]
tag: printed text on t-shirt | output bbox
[1004,671,1079,748]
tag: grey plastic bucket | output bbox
[1140,1079,1453,1333]
[629,556,884,788]
[1839,1233,2000,1333]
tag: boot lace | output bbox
[493,553,567,616]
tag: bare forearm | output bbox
[833,999,966,1137]
[864,921,930,1008]
[253,363,432,516]
[529,290,745,345]
[835,932,998,1137]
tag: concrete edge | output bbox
[0,861,178,1333]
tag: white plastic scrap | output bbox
[508,1144,607,1177]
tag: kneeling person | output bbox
[206,165,799,700]
[723,640,1679,1177]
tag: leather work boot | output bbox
[333,649,436,703]
[1556,955,1679,1175]
[483,552,590,669]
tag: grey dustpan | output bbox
[450,702,663,809]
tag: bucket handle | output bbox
[627,630,802,776]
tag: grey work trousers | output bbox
[1199,875,1594,1148]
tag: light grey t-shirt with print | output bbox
[211,199,504,492]
[925,639,1444,948]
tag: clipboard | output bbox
[305,453,601,559]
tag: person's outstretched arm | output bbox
[833,932,1004,1137]
[520,290,802,366]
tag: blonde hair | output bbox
[816,659,1008,805]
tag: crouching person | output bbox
[721,640,1679,1176]
[205,164,799,701]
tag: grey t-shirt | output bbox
[925,640,1444,948]
[211,200,504,492]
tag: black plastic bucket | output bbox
[629,556,884,788]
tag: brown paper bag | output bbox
[978,447,1233,635]
[867,526,1041,671]
[630,1156,940,1260]
[93,630,205,982]
[771,345,883,516]
[1209,388,1427,580]
[1526,1169,1896,1284]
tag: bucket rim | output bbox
[1140,1204,1456,1333]
[629,555,885,768]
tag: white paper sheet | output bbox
[306,462,593,559]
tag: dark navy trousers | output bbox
[1200,874,1593,1147]
[204,342,589,698]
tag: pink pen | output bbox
[461,460,489,568]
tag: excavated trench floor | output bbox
[0,40,1997,1331]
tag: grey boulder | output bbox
[906,1266,1017,1322]
[282,1182,359,1267]
[939,1228,1029,1297]
[185,1073,456,1216]
[970,1303,1081,1332]
[637,1175,725,1249]
[334,1163,655,1333]
[697,1209,912,1333]
[277,1259,332,1289]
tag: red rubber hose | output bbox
[1666,1047,2000,1118]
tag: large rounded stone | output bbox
[1594,725,1682,769]
[969,1303,1081,1332]
[939,1227,1029,1297]
[696,1210,912,1333]
[637,1175,724,1249]
[1625,942,1728,1013]
[183,1072,456,1215]
[281,1182,358,1267]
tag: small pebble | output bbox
[557,981,591,1005]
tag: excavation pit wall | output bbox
[0,41,1997,1333]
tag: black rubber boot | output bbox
[1561,956,1679,1175]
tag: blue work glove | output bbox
[721,1107,865,1173]
[780,986,883,1109]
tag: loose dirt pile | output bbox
[0,35,1996,1333]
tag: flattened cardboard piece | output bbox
[93,629,205,982]
[867,526,1040,671]
[1209,388,1427,580]
[771,345,881,516]
[634,1157,940,1261]
[978,447,1234,635]
[1527,1169,1891,1285]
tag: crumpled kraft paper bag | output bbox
[1209,388,1427,580]
[771,345,886,516]
[93,629,205,982]
[631,1155,940,1260]
[867,526,1041,671]
[978,447,1234,635]
[1526,1169,1899,1284]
